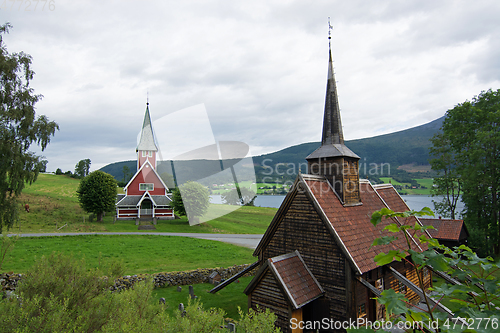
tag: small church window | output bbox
[142,151,153,157]
[139,183,154,191]
[357,303,366,317]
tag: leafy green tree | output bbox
[76,170,117,222]
[122,165,131,183]
[429,132,462,219]
[74,158,91,178]
[349,207,500,332]
[38,159,48,173]
[175,181,210,225]
[0,23,59,232]
[431,89,500,255]
[171,187,186,216]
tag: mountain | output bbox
[252,116,444,177]
[101,116,444,184]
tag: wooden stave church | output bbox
[115,104,174,223]
[243,42,434,332]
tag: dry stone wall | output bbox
[2,264,257,295]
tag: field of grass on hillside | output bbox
[13,174,276,234]
[3,235,255,274]
[379,177,433,195]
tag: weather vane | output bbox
[328,17,333,39]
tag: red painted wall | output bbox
[127,163,165,195]
[138,151,156,169]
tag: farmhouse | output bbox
[244,41,433,332]
[115,104,174,223]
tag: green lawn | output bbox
[3,235,255,274]
[152,276,253,320]
[379,177,433,195]
[13,174,277,234]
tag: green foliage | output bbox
[0,23,59,232]
[353,207,500,332]
[121,164,131,182]
[76,170,117,222]
[0,253,278,332]
[176,181,210,224]
[431,89,500,255]
[237,306,281,332]
[74,158,91,178]
[171,187,185,216]
[0,230,17,270]
[55,168,63,175]
[222,187,257,206]
[430,132,462,219]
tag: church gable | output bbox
[125,161,167,196]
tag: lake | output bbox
[210,194,464,218]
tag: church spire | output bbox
[306,22,360,205]
[137,102,158,152]
[306,25,357,161]
[322,40,344,145]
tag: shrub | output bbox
[0,253,281,332]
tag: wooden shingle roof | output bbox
[255,176,428,275]
[419,218,468,241]
[245,251,324,309]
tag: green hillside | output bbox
[101,116,444,185]
[13,174,276,234]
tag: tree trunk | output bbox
[97,212,103,222]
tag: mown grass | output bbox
[379,177,433,195]
[3,235,255,274]
[13,174,276,234]
[152,276,253,320]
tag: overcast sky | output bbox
[3,0,500,172]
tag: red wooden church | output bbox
[243,41,435,332]
[116,104,174,223]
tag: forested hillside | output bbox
[101,116,443,185]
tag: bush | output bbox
[0,254,281,332]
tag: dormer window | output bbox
[142,151,153,157]
[139,183,154,191]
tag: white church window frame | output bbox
[139,183,154,191]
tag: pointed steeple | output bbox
[322,46,344,145]
[137,103,158,152]
[306,42,358,160]
[306,26,360,205]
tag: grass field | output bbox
[2,235,255,274]
[12,174,277,234]
[379,177,433,195]
[152,276,253,320]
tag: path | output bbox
[9,232,263,249]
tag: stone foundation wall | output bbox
[2,264,257,294]
[0,272,22,293]
[111,264,257,292]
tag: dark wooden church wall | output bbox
[262,190,348,322]
[249,270,290,332]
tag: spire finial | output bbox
[147,91,149,106]
[328,17,333,47]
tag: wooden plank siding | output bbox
[249,270,291,332]
[260,190,349,324]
